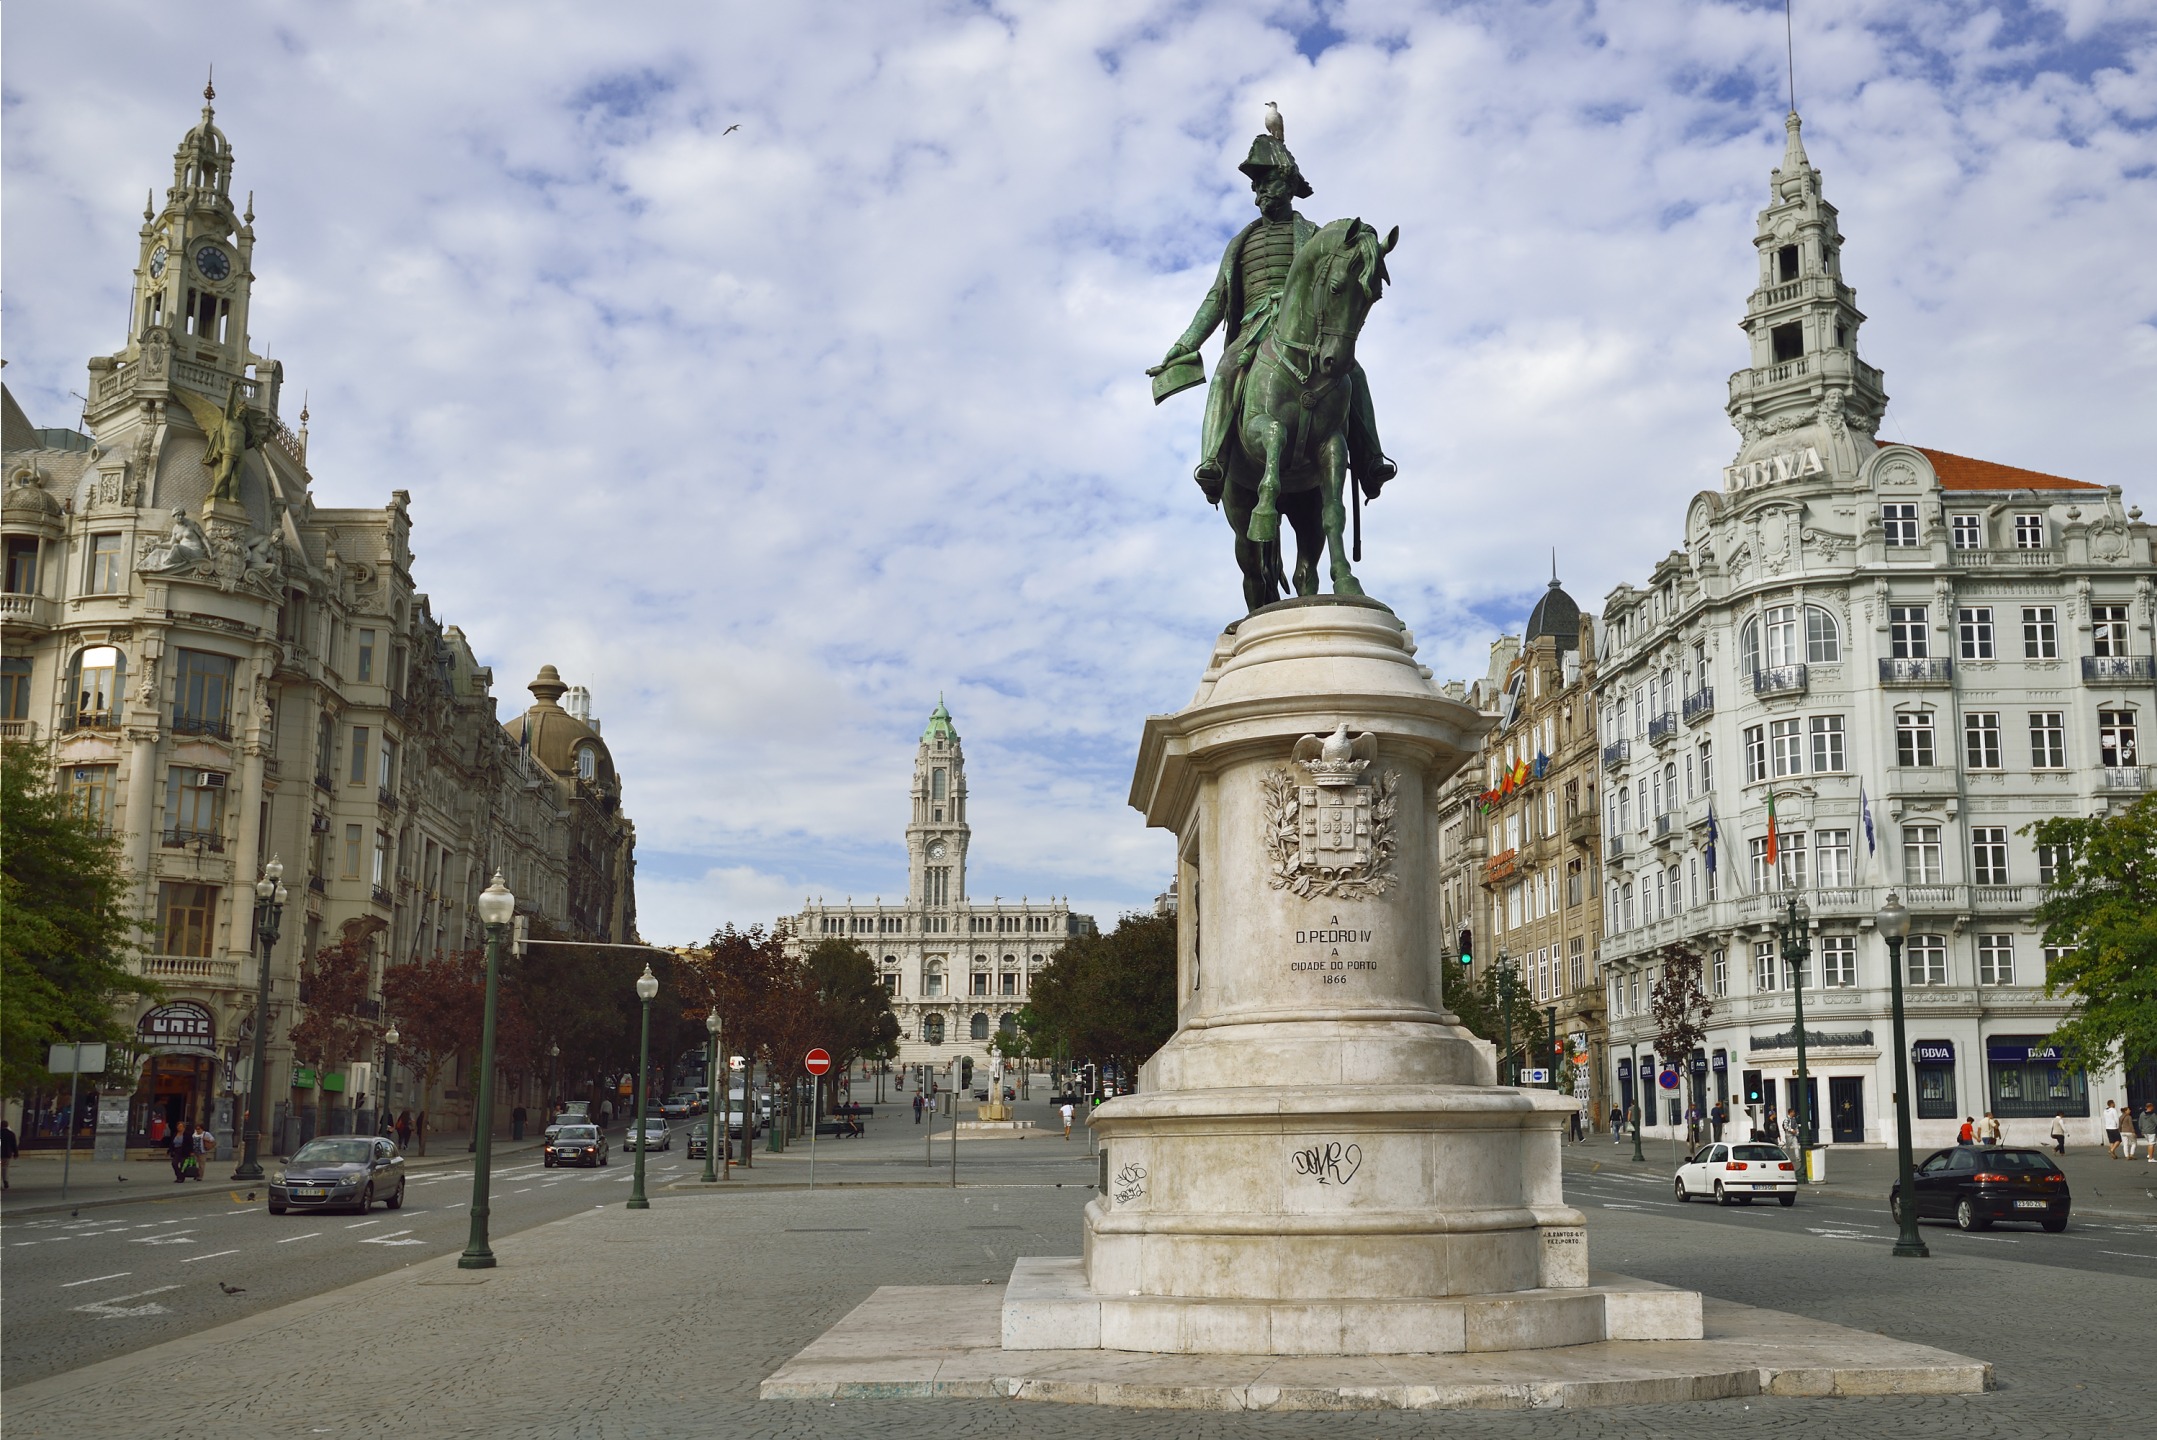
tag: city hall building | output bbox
[787,701,1094,1081]
[1595,114,2152,1151]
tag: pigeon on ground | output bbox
[219,1282,246,1295]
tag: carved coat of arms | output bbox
[1262,723,1398,900]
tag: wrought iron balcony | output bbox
[171,711,233,739]
[162,828,225,852]
[1682,687,1714,724]
[1601,740,1630,767]
[2101,765,2149,793]
[1605,834,1627,860]
[1647,711,1678,745]
[2083,655,2154,683]
[1752,664,1808,698]
[378,786,399,812]
[1653,812,1677,844]
[1879,657,1953,684]
[370,885,393,908]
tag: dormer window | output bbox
[1770,323,1803,363]
[576,745,596,781]
[1776,245,1800,282]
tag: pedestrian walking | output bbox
[1762,1110,1781,1145]
[2049,1113,2066,1155]
[912,1094,924,1125]
[1,1117,17,1189]
[1980,1112,2001,1145]
[2137,1103,2157,1162]
[511,1104,527,1141]
[2103,1099,2123,1157]
[1061,1101,1076,1140]
[167,1119,195,1183]
[1957,1116,1975,1146]
[190,1123,210,1178]
[1685,1105,1701,1146]
[1609,1105,1624,1144]
[395,1110,412,1149]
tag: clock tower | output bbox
[906,698,970,922]
[117,80,269,401]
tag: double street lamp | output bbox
[1776,894,1817,1165]
[1878,893,1929,1258]
[232,859,288,1181]
[457,873,516,1270]
[628,963,659,1210]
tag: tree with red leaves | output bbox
[287,917,387,1137]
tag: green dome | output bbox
[922,696,957,741]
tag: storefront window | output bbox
[1986,1036,2087,1119]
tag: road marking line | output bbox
[359,1229,418,1246]
[180,1249,241,1263]
[512,1188,531,1195]
[73,1284,182,1319]
[346,1219,381,1229]
[277,1232,322,1243]
[130,1233,198,1245]
[224,1209,255,1215]
[60,1272,132,1288]
[2098,1250,2157,1259]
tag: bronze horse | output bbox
[1219,217,1397,612]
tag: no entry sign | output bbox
[804,1048,832,1075]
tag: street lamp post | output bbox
[232,859,287,1180]
[1878,893,1929,1258]
[381,1024,399,1138]
[1778,894,1817,1172]
[1629,1039,1645,1163]
[457,873,516,1270]
[701,1009,723,1183]
[628,963,659,1210]
[1497,950,1515,1085]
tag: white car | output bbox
[626,1118,671,1151]
[1674,1141,1797,1206]
[543,1104,592,1144]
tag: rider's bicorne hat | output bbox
[1237,134,1313,198]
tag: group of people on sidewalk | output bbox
[2099,1100,2157,1160]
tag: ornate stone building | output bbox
[1467,580,1607,1124]
[1,93,636,1151]
[788,701,1094,1081]
[1595,113,2152,1150]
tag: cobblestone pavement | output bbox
[6,1151,2152,1439]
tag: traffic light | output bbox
[1457,929,1474,967]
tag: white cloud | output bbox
[7,1,2152,944]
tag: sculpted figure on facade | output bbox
[140,504,212,574]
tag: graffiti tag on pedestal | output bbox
[1290,1141,1362,1186]
[1114,1162,1148,1204]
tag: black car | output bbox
[1890,1146,2071,1232]
[544,1124,609,1167]
[687,1127,734,1161]
[270,1136,406,1214]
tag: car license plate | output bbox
[2015,1200,2046,1209]
[295,1187,326,1197]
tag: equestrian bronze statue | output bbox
[1149,113,1397,613]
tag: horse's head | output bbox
[1308,219,1398,379]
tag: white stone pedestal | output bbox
[1002,597,1700,1356]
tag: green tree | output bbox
[287,917,386,1134]
[2027,796,2157,1076]
[802,938,900,1080]
[1027,911,1176,1083]
[0,741,155,1094]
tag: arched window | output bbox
[68,645,125,728]
[1805,605,1841,662]
[970,1012,990,1041]
[1739,618,1761,678]
[922,1014,945,1045]
[576,745,596,780]
[923,960,944,998]
[998,1013,1018,1038]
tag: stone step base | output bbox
[1002,1256,1699,1355]
[761,1279,1991,1411]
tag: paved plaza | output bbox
[5,1097,2153,1438]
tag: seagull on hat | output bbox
[1264,102,1284,141]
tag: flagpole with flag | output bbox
[1764,790,1780,891]
[1859,781,1876,878]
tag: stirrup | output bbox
[1193,459,1226,485]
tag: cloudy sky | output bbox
[7,1,2153,944]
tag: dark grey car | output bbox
[269,1136,406,1214]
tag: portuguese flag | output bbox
[1764,790,1780,868]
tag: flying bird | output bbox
[1264,102,1283,141]
[219,1282,246,1295]
[724,123,740,135]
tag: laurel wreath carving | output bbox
[1261,766,1400,900]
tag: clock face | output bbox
[149,246,168,279]
[194,245,231,281]
[927,842,945,859]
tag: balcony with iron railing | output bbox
[1601,739,1630,767]
[308,873,327,894]
[2083,655,2154,683]
[1880,657,1954,684]
[171,710,233,740]
[1652,812,1677,845]
[1682,686,1714,724]
[314,772,334,792]
[1605,834,1627,860]
[378,786,399,812]
[370,885,393,908]
[2101,765,2149,793]
[162,828,226,853]
[64,710,120,733]
[1647,711,1678,745]
[1752,664,1807,698]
